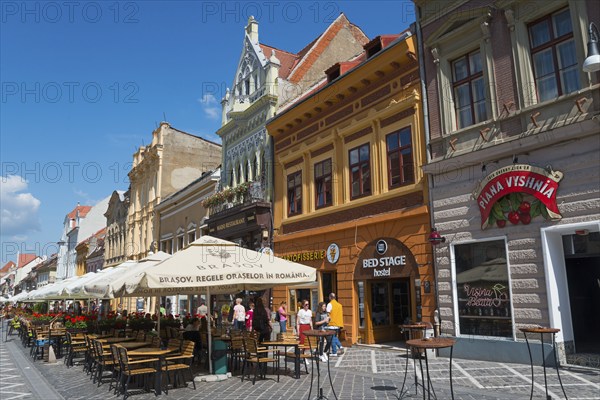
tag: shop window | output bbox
[528,8,580,103]
[349,143,371,199]
[371,282,389,326]
[452,50,487,128]
[287,171,302,216]
[386,128,414,188]
[454,240,512,338]
[315,158,332,208]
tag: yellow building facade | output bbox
[268,31,435,345]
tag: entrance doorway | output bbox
[369,278,411,343]
[565,256,600,353]
[563,232,600,354]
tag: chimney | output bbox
[246,16,259,43]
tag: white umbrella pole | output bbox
[156,296,160,335]
[207,287,212,374]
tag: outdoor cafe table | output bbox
[406,337,456,400]
[261,340,302,379]
[304,330,337,400]
[400,323,428,395]
[519,327,568,400]
[111,341,148,350]
[128,347,178,395]
[97,337,137,344]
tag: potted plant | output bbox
[64,315,88,332]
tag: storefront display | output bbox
[454,240,512,338]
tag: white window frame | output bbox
[507,0,589,108]
[187,222,197,245]
[426,8,497,135]
[450,236,516,341]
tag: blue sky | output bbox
[0,0,415,264]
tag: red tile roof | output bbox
[287,13,369,85]
[0,261,16,274]
[259,44,299,79]
[67,205,92,220]
[18,253,37,268]
[258,13,368,84]
[78,227,107,246]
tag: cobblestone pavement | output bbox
[1,327,598,400]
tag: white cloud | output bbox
[0,175,41,237]
[198,94,220,120]
[73,188,101,205]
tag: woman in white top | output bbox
[232,298,246,331]
[296,300,313,345]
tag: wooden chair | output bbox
[150,335,161,348]
[93,340,115,386]
[228,336,245,373]
[167,338,182,352]
[241,336,280,385]
[161,340,196,393]
[84,334,97,376]
[135,331,146,342]
[64,331,87,367]
[30,327,49,360]
[116,346,159,400]
[109,344,123,395]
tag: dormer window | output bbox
[366,42,382,58]
[364,37,383,59]
[326,64,341,82]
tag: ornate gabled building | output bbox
[127,122,221,260]
[415,0,599,363]
[206,14,369,249]
[104,190,129,268]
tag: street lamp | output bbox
[583,22,600,73]
[428,228,446,246]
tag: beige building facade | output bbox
[155,168,220,314]
[104,190,129,268]
[127,122,221,261]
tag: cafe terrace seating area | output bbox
[5,313,324,399]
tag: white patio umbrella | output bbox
[61,271,108,299]
[84,252,171,299]
[10,291,28,302]
[30,276,79,301]
[81,260,138,298]
[130,235,318,374]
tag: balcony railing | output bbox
[206,181,267,216]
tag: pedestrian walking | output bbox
[315,302,331,362]
[296,300,313,345]
[232,298,246,331]
[252,298,272,342]
[277,301,288,333]
[326,293,344,356]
